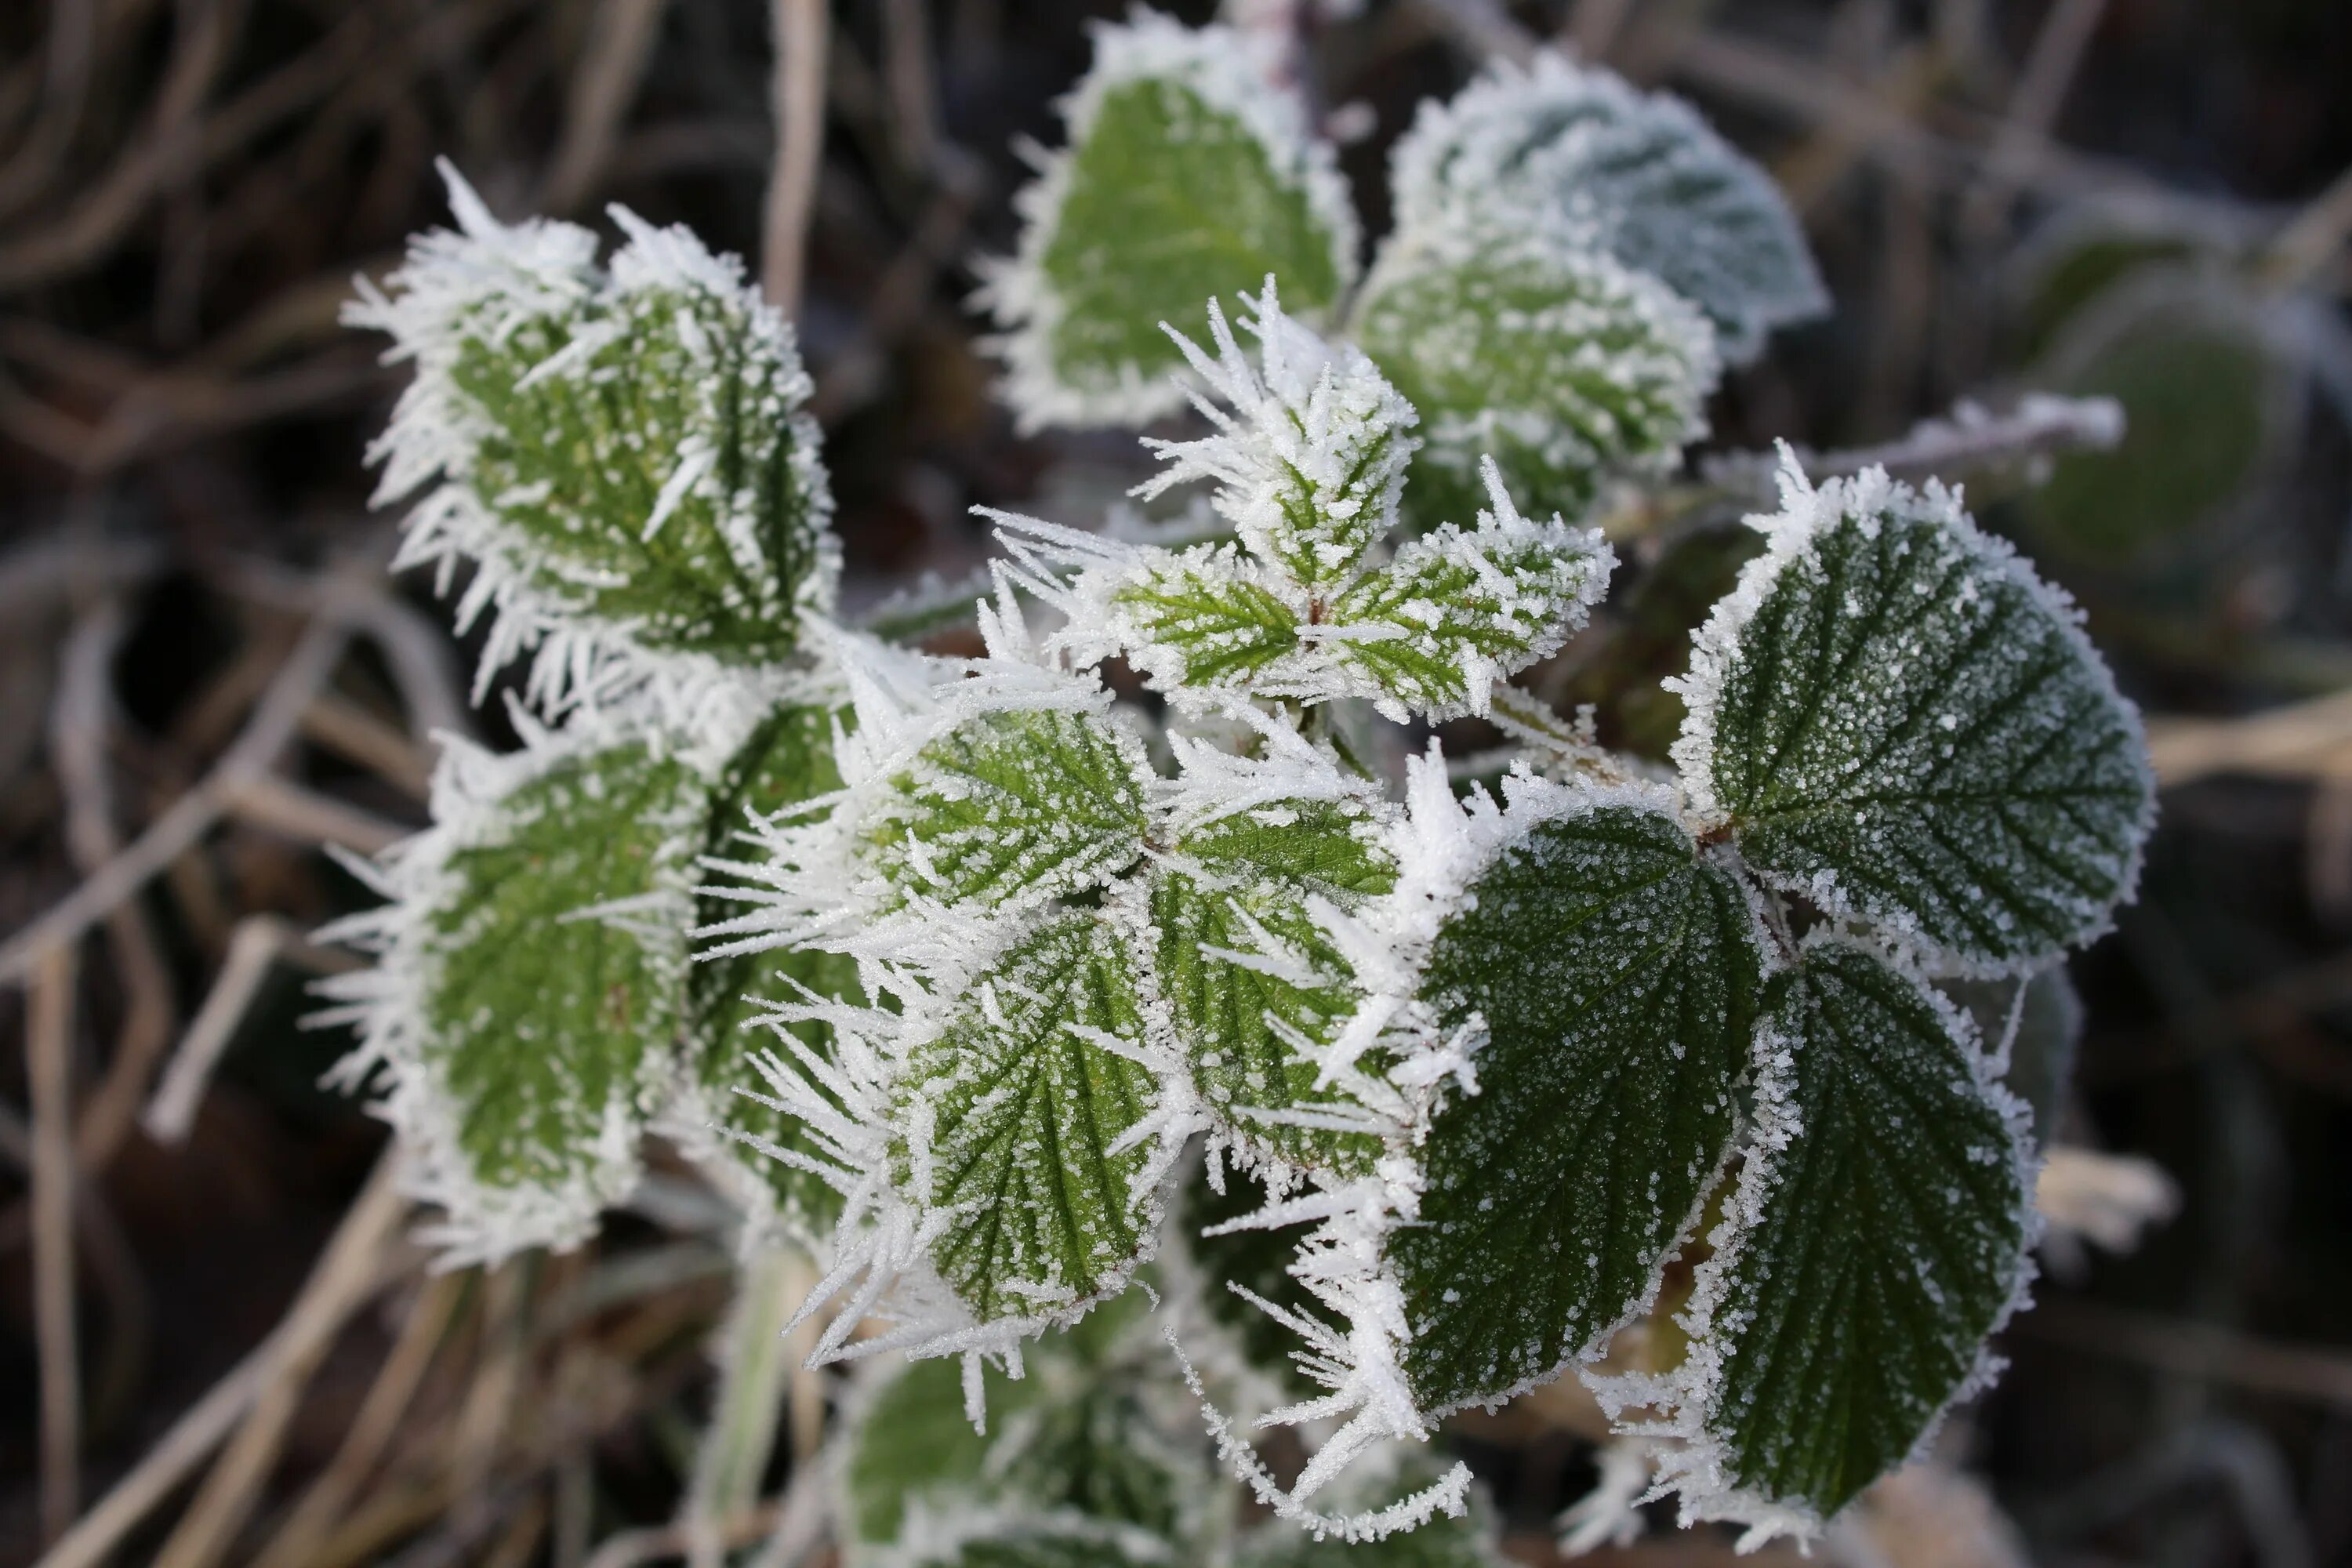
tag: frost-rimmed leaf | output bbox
[1606,939,2036,1544]
[866,707,1152,916]
[1351,232,1719,528]
[1152,724,1399,1174]
[976,11,1357,431]
[316,714,705,1265]
[348,163,836,716]
[1105,545,1306,693]
[673,700,866,1242]
[1330,459,1616,722]
[1387,52,1826,364]
[891,902,1179,1328]
[1672,455,2155,972]
[1388,789,1769,1415]
[1137,285,1417,592]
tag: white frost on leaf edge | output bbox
[310,696,728,1268]
[1585,933,2045,1551]
[1665,444,2157,977]
[973,9,1360,433]
[1385,49,1827,365]
[347,159,838,723]
[1168,755,1702,1522]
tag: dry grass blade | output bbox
[760,0,828,313]
[30,943,83,1544]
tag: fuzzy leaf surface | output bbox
[1679,472,2152,970]
[893,909,1166,1323]
[688,702,863,1234]
[867,710,1149,915]
[1352,238,1716,528]
[448,272,829,661]
[423,743,699,1203]
[1330,500,1613,721]
[1109,546,1303,691]
[1390,802,1764,1413]
[1388,53,1825,363]
[1155,797,1396,1173]
[1689,943,2028,1523]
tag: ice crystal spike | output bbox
[1352,230,1720,529]
[977,9,1358,432]
[349,162,836,717]
[1387,52,1827,365]
[1671,452,2157,972]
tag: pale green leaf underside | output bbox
[1392,803,1762,1413]
[425,742,699,1196]
[1156,797,1396,1173]
[456,283,826,661]
[1694,503,2151,968]
[1700,943,2027,1519]
[892,909,1164,1323]
[1110,547,1301,689]
[691,702,862,1234]
[1353,241,1711,529]
[1392,56,1824,363]
[1036,76,1345,406]
[867,709,1149,914]
[1331,520,1609,719]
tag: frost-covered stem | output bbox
[1697,394,2122,504]
[684,1245,801,1568]
[760,0,828,314]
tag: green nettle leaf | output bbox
[1388,800,1765,1414]
[405,739,704,1250]
[894,1520,1173,1568]
[1387,53,1825,365]
[1940,966,2082,1148]
[1676,464,2154,971]
[893,909,1168,1323]
[688,702,864,1233]
[846,1356,1040,1548]
[2024,275,2296,569]
[1157,796,1396,1173]
[1676,942,2030,1523]
[1330,485,1615,721]
[1109,546,1303,691]
[1352,236,1718,529]
[983,13,1353,430]
[1236,1517,1497,1568]
[867,709,1151,915]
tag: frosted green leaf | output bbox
[1109,545,1303,691]
[1671,942,2030,1526]
[1236,1516,1497,1568]
[1156,794,1394,1173]
[351,174,833,703]
[2024,274,2299,570]
[981,13,1354,430]
[1940,966,2082,1147]
[866,709,1151,916]
[1675,461,2154,971]
[338,736,706,1262]
[893,909,1168,1324]
[1352,236,1717,529]
[1388,800,1765,1414]
[1388,53,1825,364]
[688,702,863,1236]
[891,1518,1174,1568]
[1330,463,1615,722]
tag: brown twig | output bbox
[760,0,829,314]
[143,915,361,1146]
[539,0,672,213]
[31,943,84,1544]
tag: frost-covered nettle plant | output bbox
[328,13,2157,1563]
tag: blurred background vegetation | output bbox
[2,1,2351,1564]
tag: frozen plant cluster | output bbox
[332,12,2157,1565]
